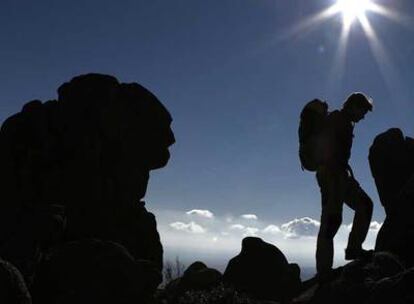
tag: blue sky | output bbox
[1,0,414,270]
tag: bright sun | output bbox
[334,0,374,27]
[283,0,404,93]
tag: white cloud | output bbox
[170,221,206,234]
[369,221,382,231]
[263,224,281,235]
[347,221,383,232]
[229,224,259,236]
[186,209,214,219]
[229,224,245,230]
[155,208,382,269]
[243,227,259,236]
[281,217,320,239]
[241,214,258,220]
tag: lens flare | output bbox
[279,0,409,94]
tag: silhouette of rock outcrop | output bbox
[165,261,222,302]
[32,239,161,304]
[369,128,414,266]
[224,237,301,301]
[0,73,175,301]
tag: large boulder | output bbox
[32,239,162,304]
[369,128,414,266]
[0,74,175,271]
[223,237,301,301]
[165,261,222,302]
[369,128,414,213]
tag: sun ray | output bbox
[368,2,414,29]
[358,14,400,92]
[328,22,351,94]
[308,1,407,93]
[368,3,401,22]
[278,5,340,41]
[278,0,408,95]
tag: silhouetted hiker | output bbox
[299,92,374,278]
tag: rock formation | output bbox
[369,128,414,266]
[0,74,175,301]
[0,74,174,271]
[165,261,222,302]
[224,237,301,301]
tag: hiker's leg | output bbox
[344,177,373,253]
[316,212,342,274]
[316,167,345,274]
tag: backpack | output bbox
[298,99,329,171]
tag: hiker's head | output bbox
[342,92,373,122]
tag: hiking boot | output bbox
[345,248,374,260]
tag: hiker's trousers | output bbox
[315,165,373,272]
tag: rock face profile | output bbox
[369,128,414,266]
[0,73,175,301]
[224,237,301,301]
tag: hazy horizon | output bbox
[156,207,381,273]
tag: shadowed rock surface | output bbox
[0,259,31,304]
[366,267,414,304]
[224,237,301,302]
[165,261,222,303]
[0,74,175,276]
[32,239,161,304]
[294,252,407,304]
[369,128,414,266]
[0,204,66,285]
